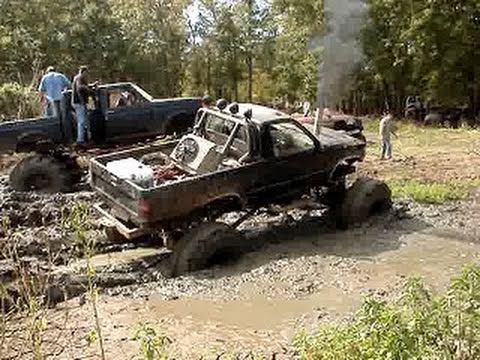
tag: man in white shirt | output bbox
[379,111,397,160]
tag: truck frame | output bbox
[90,101,392,276]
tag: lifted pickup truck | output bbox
[91,101,391,276]
[0,82,200,192]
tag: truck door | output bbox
[104,88,151,141]
[251,120,325,203]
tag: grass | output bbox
[294,264,480,360]
[387,179,480,204]
[360,118,480,204]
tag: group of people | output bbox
[38,65,96,146]
[38,66,399,158]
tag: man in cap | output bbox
[201,95,213,109]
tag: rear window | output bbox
[205,114,235,136]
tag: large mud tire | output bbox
[337,177,392,229]
[104,226,128,243]
[172,222,245,276]
[9,155,73,193]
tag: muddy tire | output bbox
[336,177,392,229]
[171,222,245,276]
[104,226,128,243]
[9,154,73,193]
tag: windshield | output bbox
[268,120,316,157]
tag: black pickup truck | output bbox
[0,82,201,192]
[91,101,391,276]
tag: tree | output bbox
[110,0,191,97]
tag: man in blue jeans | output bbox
[72,66,96,145]
[379,111,398,160]
[38,66,71,117]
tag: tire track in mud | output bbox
[1,171,479,306]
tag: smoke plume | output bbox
[316,0,368,108]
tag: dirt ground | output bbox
[3,199,480,359]
[1,122,480,359]
[360,122,480,182]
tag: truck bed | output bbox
[90,140,252,228]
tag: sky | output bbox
[186,0,200,24]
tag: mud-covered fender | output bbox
[16,131,54,153]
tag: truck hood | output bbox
[304,124,365,148]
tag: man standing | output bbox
[72,66,96,145]
[38,66,71,117]
[379,111,397,160]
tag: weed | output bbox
[0,82,39,121]
[61,202,95,258]
[62,201,106,359]
[294,264,480,360]
[134,322,171,360]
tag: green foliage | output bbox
[85,329,98,346]
[387,179,477,204]
[294,265,480,359]
[134,322,170,360]
[0,83,39,121]
[0,0,478,115]
[358,0,480,114]
[110,0,189,97]
[61,202,95,257]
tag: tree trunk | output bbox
[207,54,212,95]
[246,0,253,103]
[247,56,253,103]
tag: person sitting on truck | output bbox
[38,66,71,117]
[115,90,136,108]
[72,66,97,145]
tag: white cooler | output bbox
[106,158,154,188]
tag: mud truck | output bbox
[0,82,201,192]
[90,101,391,276]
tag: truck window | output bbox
[205,114,235,136]
[231,124,248,156]
[108,90,137,109]
[269,121,316,158]
[234,125,247,143]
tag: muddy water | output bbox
[58,226,478,359]
[3,208,480,359]
[134,232,478,356]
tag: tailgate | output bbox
[89,157,142,224]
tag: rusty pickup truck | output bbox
[90,101,391,275]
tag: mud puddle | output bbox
[4,209,480,359]
[2,172,480,358]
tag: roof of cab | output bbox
[216,103,289,125]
